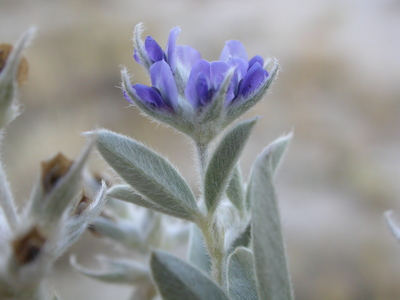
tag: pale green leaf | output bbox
[227,247,258,300]
[188,223,211,274]
[151,250,230,300]
[248,143,294,300]
[226,165,245,213]
[94,130,199,222]
[205,118,258,214]
[108,184,196,221]
[70,256,149,284]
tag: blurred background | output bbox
[1,0,400,299]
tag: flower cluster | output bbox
[122,24,278,143]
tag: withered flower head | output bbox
[0,43,29,86]
[12,226,46,265]
[74,192,93,216]
[41,152,73,193]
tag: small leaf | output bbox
[94,130,199,222]
[227,247,258,300]
[246,133,292,210]
[385,211,400,242]
[70,255,149,284]
[248,144,294,300]
[151,250,230,300]
[226,165,245,213]
[229,221,251,253]
[108,184,196,221]
[188,223,211,274]
[204,118,258,214]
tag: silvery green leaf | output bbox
[224,61,279,126]
[91,216,145,252]
[248,144,294,300]
[151,250,230,300]
[229,221,251,253]
[204,118,258,214]
[94,130,200,222]
[385,211,400,242]
[108,184,196,222]
[188,223,211,274]
[70,255,149,284]
[227,247,258,300]
[226,165,245,213]
[246,133,292,210]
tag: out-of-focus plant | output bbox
[77,24,294,300]
[0,30,106,300]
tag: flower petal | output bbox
[166,26,181,71]
[177,45,201,68]
[248,55,264,69]
[220,40,248,62]
[150,60,178,110]
[145,36,165,62]
[185,59,211,108]
[237,63,269,99]
[133,84,165,108]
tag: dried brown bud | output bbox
[12,226,46,264]
[41,153,73,193]
[0,43,29,86]
[74,192,92,216]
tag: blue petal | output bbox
[220,40,248,62]
[145,36,165,62]
[237,63,269,99]
[133,84,165,108]
[210,61,230,89]
[166,27,181,71]
[176,45,201,68]
[196,73,212,107]
[185,59,211,108]
[133,49,141,64]
[150,60,178,110]
[248,55,264,69]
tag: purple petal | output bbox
[185,59,211,108]
[237,63,269,99]
[210,61,230,89]
[220,40,248,62]
[133,84,165,108]
[196,73,212,107]
[150,60,178,110]
[145,36,165,62]
[248,55,264,69]
[176,45,201,68]
[166,26,181,71]
[133,49,141,64]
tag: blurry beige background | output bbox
[1,0,400,299]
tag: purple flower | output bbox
[125,60,178,111]
[127,24,275,124]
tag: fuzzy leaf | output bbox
[70,256,149,284]
[227,247,258,300]
[248,141,294,300]
[226,165,245,213]
[188,223,211,274]
[108,184,196,221]
[385,211,400,242]
[205,118,258,214]
[246,133,292,210]
[151,250,230,300]
[94,130,199,222]
[229,221,251,253]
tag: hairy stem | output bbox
[0,133,18,228]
